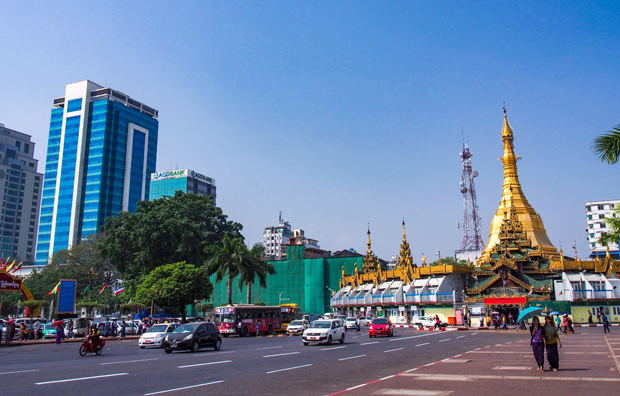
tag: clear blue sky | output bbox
[1,1,619,260]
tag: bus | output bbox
[214,304,282,337]
[279,303,302,331]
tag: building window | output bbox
[15,141,21,150]
[24,143,30,154]
[67,98,83,112]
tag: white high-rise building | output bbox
[586,200,620,259]
[263,213,294,259]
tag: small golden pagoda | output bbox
[361,227,382,273]
[479,107,560,263]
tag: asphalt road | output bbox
[0,328,522,395]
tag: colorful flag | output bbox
[5,259,16,272]
[98,284,109,294]
[83,284,91,295]
[114,286,124,296]
[48,281,61,295]
[528,289,533,295]
[558,290,562,295]
[11,261,22,273]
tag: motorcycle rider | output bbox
[89,324,101,349]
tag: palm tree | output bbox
[238,243,275,304]
[204,234,247,306]
[592,124,620,164]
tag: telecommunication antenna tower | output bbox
[456,142,485,254]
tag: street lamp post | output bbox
[278,291,289,306]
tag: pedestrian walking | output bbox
[120,321,127,338]
[544,316,562,371]
[434,315,441,330]
[530,316,546,372]
[20,323,26,342]
[597,311,601,323]
[485,315,491,327]
[479,314,484,327]
[519,320,527,331]
[55,321,64,344]
[603,313,610,334]
[238,321,243,336]
[562,314,574,334]
[0,319,3,346]
[508,312,514,325]
[256,321,260,336]
[588,310,593,324]
[68,319,74,339]
[555,315,562,332]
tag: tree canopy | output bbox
[135,262,213,321]
[100,191,242,278]
[592,124,620,164]
[204,234,247,306]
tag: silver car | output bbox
[286,320,309,335]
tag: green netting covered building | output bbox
[208,245,362,314]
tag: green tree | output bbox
[76,302,105,317]
[204,234,247,306]
[429,256,467,266]
[100,192,242,279]
[592,125,620,246]
[135,262,213,322]
[238,243,275,304]
[24,234,116,301]
[592,125,620,164]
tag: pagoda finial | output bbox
[402,218,406,237]
[367,223,372,253]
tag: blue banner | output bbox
[57,279,77,314]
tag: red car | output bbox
[369,318,393,338]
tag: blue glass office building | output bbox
[36,80,158,265]
[150,169,216,203]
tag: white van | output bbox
[302,319,345,346]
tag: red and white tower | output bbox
[455,142,485,262]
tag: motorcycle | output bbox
[79,335,105,356]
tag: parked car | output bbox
[359,316,372,326]
[287,320,309,335]
[163,322,221,353]
[139,323,179,348]
[302,319,345,346]
[42,323,57,339]
[345,317,360,331]
[369,318,393,337]
[413,316,446,329]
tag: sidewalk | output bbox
[0,335,139,347]
[331,331,620,395]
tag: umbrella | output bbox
[491,311,500,315]
[517,307,543,323]
[51,320,63,327]
[549,311,562,316]
[7,318,16,323]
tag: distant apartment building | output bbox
[0,124,43,264]
[586,199,620,259]
[263,213,328,259]
[36,80,159,265]
[149,169,216,203]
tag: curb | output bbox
[0,335,140,347]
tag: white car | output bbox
[413,316,444,328]
[344,317,360,330]
[139,323,179,348]
[302,319,345,346]
[359,317,372,326]
[287,320,309,335]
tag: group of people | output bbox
[530,315,562,372]
[480,313,510,330]
[588,310,611,333]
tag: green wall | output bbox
[208,246,361,314]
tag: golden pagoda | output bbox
[361,227,382,273]
[397,220,413,269]
[479,107,560,262]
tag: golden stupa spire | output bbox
[398,219,412,268]
[366,224,372,254]
[480,106,559,262]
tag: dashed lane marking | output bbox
[144,380,223,395]
[361,341,379,345]
[457,336,465,339]
[321,346,347,351]
[177,360,231,369]
[263,352,300,358]
[384,348,404,353]
[35,373,129,385]
[257,346,282,350]
[439,339,450,343]
[0,369,40,375]
[371,390,453,395]
[101,358,158,365]
[266,364,312,374]
[339,354,367,361]
[415,343,429,347]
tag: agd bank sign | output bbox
[151,169,215,185]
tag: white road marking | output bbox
[177,360,231,369]
[346,384,367,391]
[257,346,282,350]
[379,375,396,380]
[192,350,234,356]
[384,348,404,353]
[372,390,453,395]
[470,332,478,335]
[266,364,312,374]
[0,369,40,375]
[263,352,300,358]
[352,336,359,339]
[389,332,446,342]
[35,373,128,385]
[457,336,465,339]
[339,354,367,361]
[403,373,620,382]
[439,339,450,342]
[361,341,379,345]
[416,343,430,347]
[101,358,158,365]
[321,346,347,351]
[144,380,224,395]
